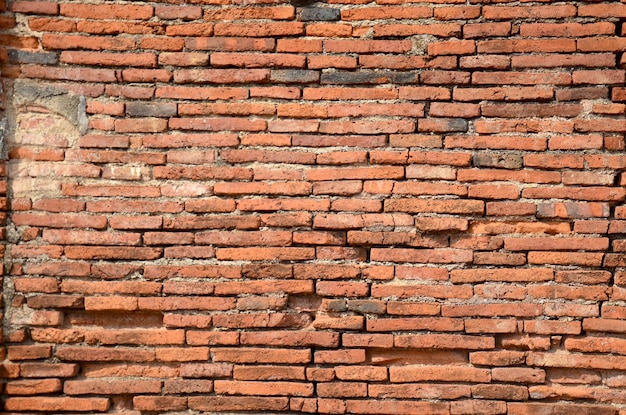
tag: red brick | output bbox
[451,400,507,415]
[166,23,213,37]
[446,135,546,151]
[429,40,476,55]
[470,351,526,366]
[492,367,545,383]
[464,22,511,38]
[187,37,274,51]
[156,5,201,20]
[326,39,411,54]
[23,64,118,83]
[544,303,599,318]
[450,268,553,282]
[468,184,520,200]
[5,378,62,395]
[133,396,187,411]
[385,199,483,214]
[574,70,625,85]
[374,23,460,38]
[520,22,614,38]
[578,37,626,53]
[537,202,609,219]
[65,246,162,260]
[214,380,313,397]
[304,87,398,101]
[525,320,581,335]
[504,237,608,251]
[212,348,310,364]
[435,6,480,19]
[61,51,156,67]
[370,383,469,400]
[13,213,108,229]
[368,317,462,332]
[115,117,167,133]
[315,349,366,364]
[29,17,74,32]
[362,55,454,70]
[578,3,626,17]
[0,34,36,49]
[65,379,161,395]
[454,87,554,101]
[61,3,152,19]
[5,397,109,412]
[211,52,305,68]
[471,384,528,401]
[234,365,305,381]
[163,379,213,394]
[429,102,479,118]
[306,23,352,37]
[42,33,133,51]
[341,6,431,20]
[13,277,59,293]
[10,1,58,14]
[7,345,51,361]
[512,403,615,415]
[317,382,367,398]
[390,365,490,383]
[309,55,357,69]
[205,6,294,20]
[549,369,602,385]
[75,20,163,35]
[277,39,322,53]
[527,352,626,370]
[188,396,288,412]
[346,400,448,415]
[214,22,303,37]
[460,55,510,70]
[399,86,451,101]
[459,169,561,183]
[186,331,239,346]
[483,5,576,19]
[513,53,616,69]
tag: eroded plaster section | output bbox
[7,80,87,200]
[3,80,87,341]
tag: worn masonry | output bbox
[0,0,626,414]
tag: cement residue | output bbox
[14,111,80,149]
[10,79,88,134]
[410,35,437,55]
[2,273,18,344]
[6,80,87,200]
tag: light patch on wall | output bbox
[6,80,87,199]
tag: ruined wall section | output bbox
[0,0,626,414]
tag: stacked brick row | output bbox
[1,0,626,413]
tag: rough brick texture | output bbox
[1,0,626,413]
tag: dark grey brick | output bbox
[321,71,418,85]
[8,49,58,65]
[299,7,340,21]
[270,70,320,84]
[126,102,177,118]
[443,118,469,132]
[347,300,386,314]
[325,300,347,312]
[474,152,523,169]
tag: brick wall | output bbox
[1,0,626,413]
